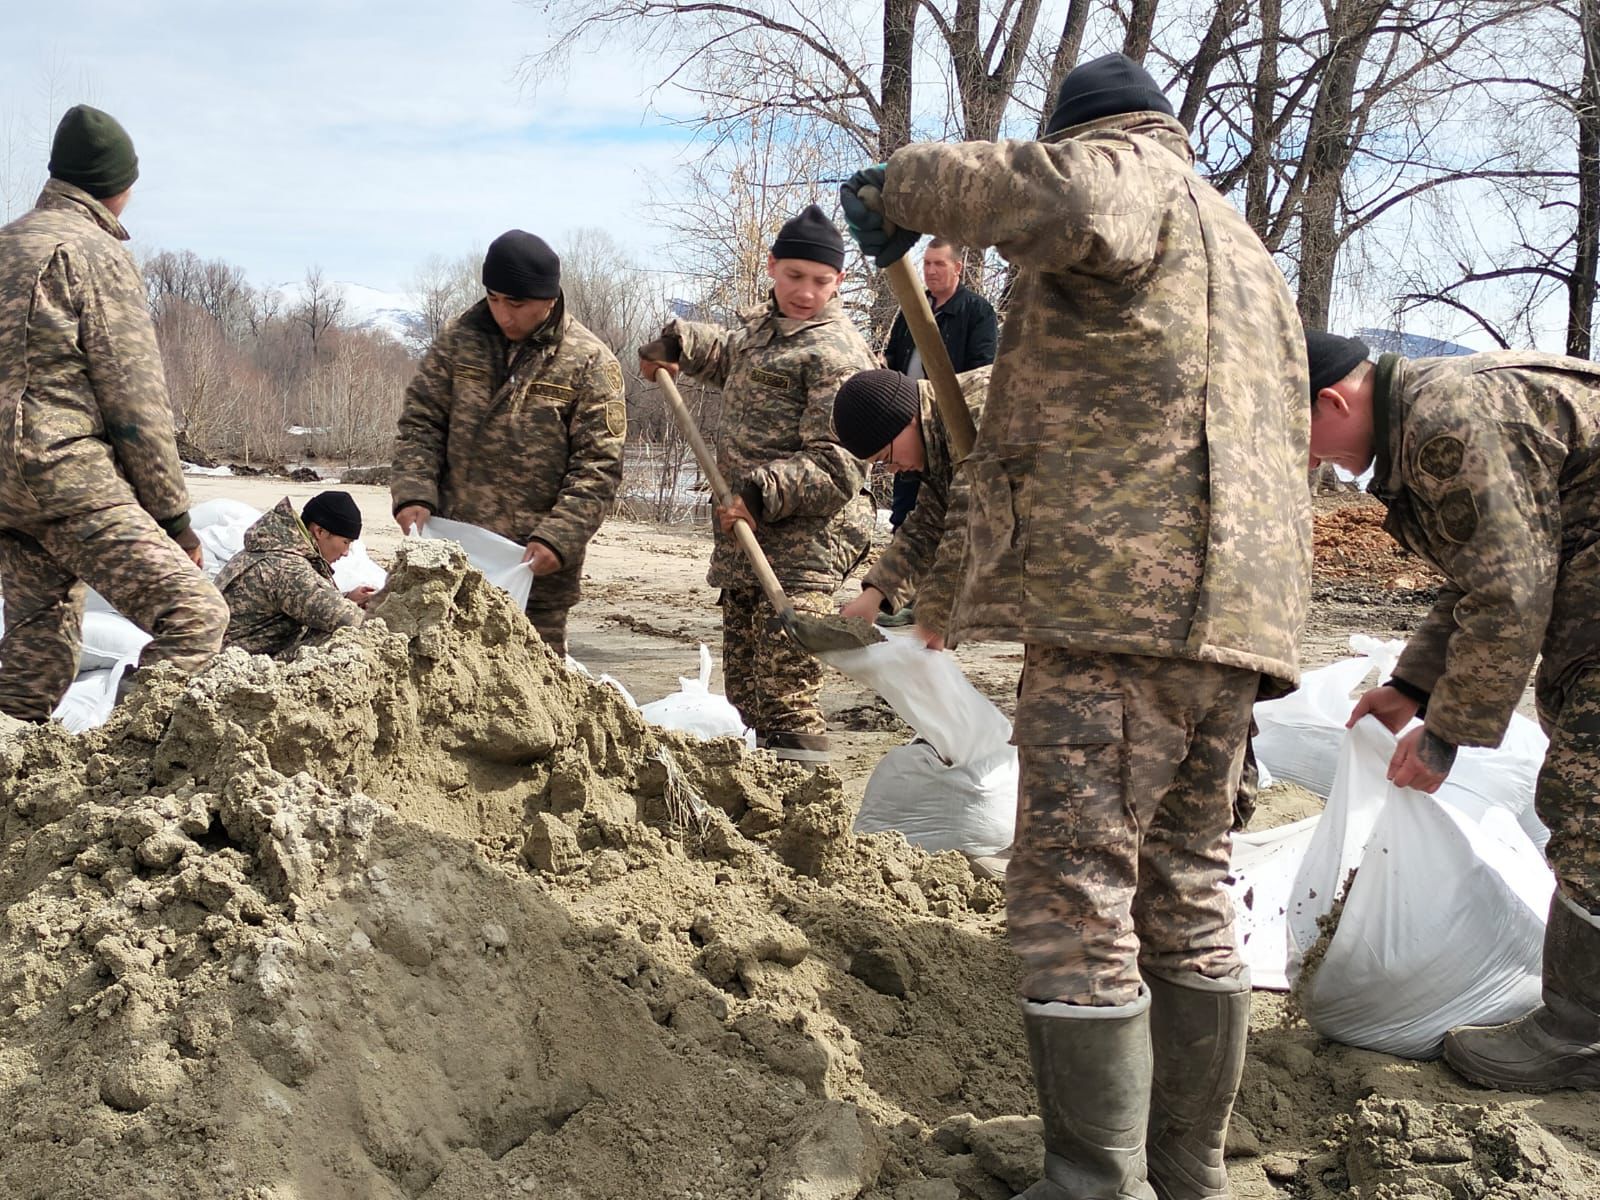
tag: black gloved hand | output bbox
[839,165,921,267]
[638,330,682,364]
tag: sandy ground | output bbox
[169,476,1599,1198]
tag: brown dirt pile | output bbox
[2,541,1596,1199]
[1314,500,1439,588]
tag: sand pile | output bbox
[2,541,1596,1200]
[1313,500,1440,589]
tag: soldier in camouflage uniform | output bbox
[832,366,989,645]
[0,106,226,722]
[391,231,625,656]
[1304,331,1600,1094]
[639,205,877,763]
[844,55,1311,1199]
[217,492,373,658]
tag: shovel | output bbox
[856,184,977,460]
[649,367,884,655]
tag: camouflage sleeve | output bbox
[267,559,364,635]
[72,245,192,530]
[909,458,971,637]
[391,336,455,514]
[881,139,1164,277]
[527,352,626,564]
[749,357,869,522]
[1390,584,1464,697]
[1403,415,1563,748]
[863,474,947,611]
[670,318,734,389]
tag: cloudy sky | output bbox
[1,0,697,299]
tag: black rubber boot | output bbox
[1012,992,1158,1200]
[760,730,831,765]
[1443,894,1600,1092]
[1144,969,1250,1199]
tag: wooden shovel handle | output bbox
[857,185,978,462]
[652,368,795,619]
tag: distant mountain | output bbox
[269,281,423,346]
[1356,327,1476,358]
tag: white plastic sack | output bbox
[639,644,752,744]
[855,740,1016,857]
[1226,816,1319,991]
[52,666,125,733]
[190,498,262,578]
[820,633,1012,766]
[565,654,641,708]
[78,611,151,672]
[1253,635,1406,797]
[1286,717,1552,1058]
[333,541,388,593]
[418,516,532,610]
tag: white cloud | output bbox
[1,0,701,291]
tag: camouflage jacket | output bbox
[391,295,625,581]
[1373,351,1600,746]
[216,498,363,658]
[862,367,989,635]
[880,112,1311,692]
[0,180,191,533]
[671,294,877,593]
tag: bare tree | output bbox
[407,251,480,349]
[291,266,346,364]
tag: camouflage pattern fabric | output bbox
[1371,351,1600,749]
[878,111,1311,696]
[720,586,833,736]
[670,294,877,595]
[1538,668,1600,913]
[526,602,569,660]
[860,366,989,637]
[216,498,363,658]
[0,504,226,721]
[1009,646,1258,1006]
[391,294,625,617]
[0,180,192,533]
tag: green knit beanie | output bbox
[48,105,139,200]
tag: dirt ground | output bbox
[15,473,1574,1200]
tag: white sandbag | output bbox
[639,644,752,744]
[1286,717,1551,1058]
[333,541,388,593]
[417,516,532,610]
[565,655,641,708]
[78,611,150,672]
[855,740,1016,857]
[819,633,1012,767]
[1226,816,1319,991]
[52,666,125,733]
[190,498,262,577]
[1253,636,1405,797]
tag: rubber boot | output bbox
[1442,894,1600,1091]
[1144,969,1250,1200]
[760,731,831,765]
[1012,992,1158,1200]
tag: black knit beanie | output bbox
[482,230,561,299]
[1306,331,1371,396]
[1044,53,1174,137]
[302,491,362,540]
[48,105,140,200]
[833,370,920,458]
[771,204,846,272]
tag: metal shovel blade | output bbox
[778,609,885,654]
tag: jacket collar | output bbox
[1040,110,1194,166]
[245,497,322,564]
[738,292,846,346]
[1368,352,1407,503]
[35,178,130,241]
[463,291,569,351]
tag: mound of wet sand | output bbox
[1,541,1595,1200]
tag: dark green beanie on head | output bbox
[49,105,139,200]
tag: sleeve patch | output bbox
[1435,487,1479,544]
[606,400,626,438]
[1417,434,1466,482]
[600,360,624,393]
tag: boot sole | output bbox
[1443,1043,1600,1093]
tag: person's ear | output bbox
[1314,386,1352,418]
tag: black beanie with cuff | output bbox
[482,230,561,299]
[771,205,847,272]
[302,491,363,540]
[833,370,920,459]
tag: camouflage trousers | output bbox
[720,587,831,736]
[1537,666,1600,915]
[1008,646,1259,1006]
[0,503,227,721]
[525,562,581,658]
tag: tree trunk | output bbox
[1178,0,1246,133]
[879,0,915,158]
[1121,0,1160,64]
[1570,0,1600,358]
[1035,0,1093,136]
[1244,0,1282,240]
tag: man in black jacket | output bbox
[881,239,998,530]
